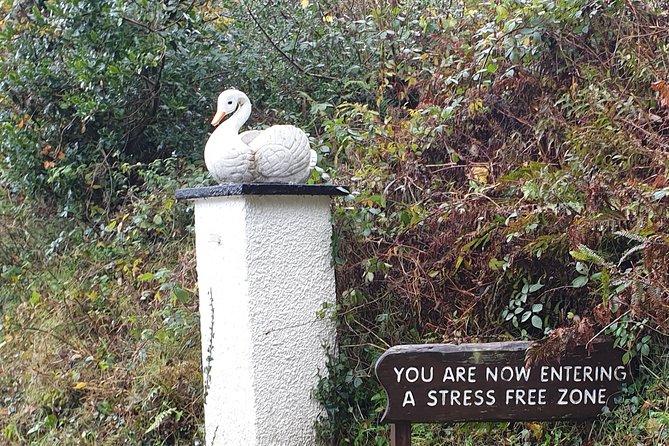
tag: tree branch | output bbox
[243,1,337,82]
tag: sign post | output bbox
[375,340,632,445]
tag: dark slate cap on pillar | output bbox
[175,183,350,200]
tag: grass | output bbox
[0,180,203,445]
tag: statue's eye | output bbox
[227,101,233,105]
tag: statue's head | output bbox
[211,89,245,126]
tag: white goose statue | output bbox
[204,89,317,184]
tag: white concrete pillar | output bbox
[176,184,347,446]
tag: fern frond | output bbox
[570,244,609,266]
[618,243,647,269]
[614,230,648,243]
[145,407,177,434]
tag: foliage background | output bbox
[1,0,668,444]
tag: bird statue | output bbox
[204,89,317,184]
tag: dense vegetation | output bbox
[1,0,668,444]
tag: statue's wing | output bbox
[240,130,261,145]
[252,125,311,179]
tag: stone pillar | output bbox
[176,184,348,446]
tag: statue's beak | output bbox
[211,110,226,127]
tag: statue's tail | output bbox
[309,149,318,168]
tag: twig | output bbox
[586,309,632,350]
[121,16,157,33]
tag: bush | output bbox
[0,0,226,207]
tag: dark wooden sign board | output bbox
[375,340,632,446]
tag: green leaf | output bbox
[572,275,589,288]
[44,414,57,430]
[29,291,41,305]
[531,315,543,329]
[496,4,510,21]
[488,257,506,270]
[138,272,154,282]
[172,286,190,304]
[529,282,544,293]
[531,303,543,313]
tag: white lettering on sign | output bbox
[557,388,607,405]
[387,362,628,411]
[485,366,531,382]
[378,344,631,421]
[442,366,477,383]
[539,365,628,382]
[394,367,434,383]
[426,389,496,407]
[394,367,402,383]
[504,388,546,405]
[402,391,415,407]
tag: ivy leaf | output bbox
[531,315,543,329]
[572,275,589,288]
[172,286,190,304]
[575,262,588,275]
[529,282,544,293]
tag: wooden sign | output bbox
[375,341,632,424]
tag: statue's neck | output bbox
[223,93,252,132]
